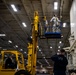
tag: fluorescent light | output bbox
[58,50,60,52]
[50,46,52,49]
[20,49,23,51]
[39,49,41,51]
[61,35,63,37]
[54,2,58,10]
[30,36,32,38]
[37,46,39,48]
[24,52,26,54]
[58,46,60,48]
[8,40,12,43]
[0,34,6,36]
[11,4,17,12]
[15,45,18,48]
[63,23,66,27]
[37,61,42,64]
[43,57,45,58]
[41,52,43,54]
[22,22,27,27]
[59,41,62,44]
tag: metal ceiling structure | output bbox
[0,0,73,67]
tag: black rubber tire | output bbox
[14,70,31,75]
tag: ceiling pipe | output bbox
[60,0,64,20]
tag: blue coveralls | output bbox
[51,54,68,75]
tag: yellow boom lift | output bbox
[0,11,39,75]
[27,11,39,75]
[0,11,61,75]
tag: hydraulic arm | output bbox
[27,11,39,75]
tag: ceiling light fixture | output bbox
[20,49,23,51]
[8,40,12,43]
[0,34,6,36]
[59,41,62,44]
[61,35,63,37]
[22,22,27,27]
[30,36,32,38]
[63,23,66,27]
[24,52,26,54]
[58,46,60,48]
[50,46,52,49]
[58,50,60,52]
[41,51,43,54]
[11,4,17,12]
[43,57,45,58]
[39,49,41,51]
[54,2,58,10]
[15,45,18,48]
[37,61,42,64]
[37,46,39,48]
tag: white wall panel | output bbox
[70,0,76,40]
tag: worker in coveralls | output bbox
[51,49,68,75]
[50,15,61,32]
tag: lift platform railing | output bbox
[38,16,62,39]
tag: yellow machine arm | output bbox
[27,11,39,75]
